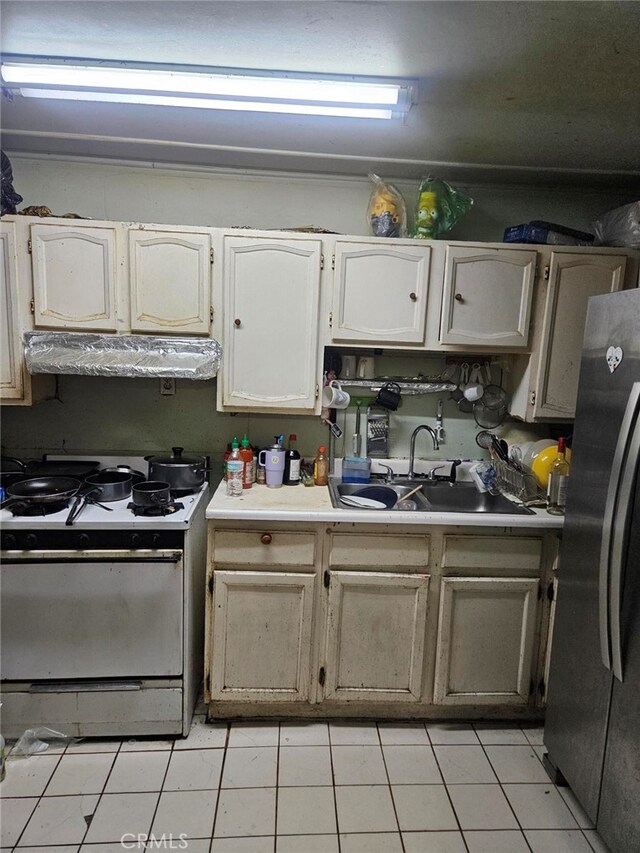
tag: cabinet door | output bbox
[0,222,23,400]
[323,570,430,703]
[433,577,539,706]
[331,240,430,344]
[31,223,118,330]
[440,246,536,347]
[209,570,315,702]
[221,236,322,411]
[533,252,626,419]
[129,228,212,334]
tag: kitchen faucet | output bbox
[408,424,440,479]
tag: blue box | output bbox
[342,456,371,484]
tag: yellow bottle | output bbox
[313,445,329,486]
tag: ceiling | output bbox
[2,1,640,186]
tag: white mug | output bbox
[356,357,375,380]
[322,380,350,409]
[342,356,357,379]
[463,362,485,402]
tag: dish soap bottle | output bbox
[226,437,244,497]
[547,437,570,515]
[239,434,254,490]
[283,434,301,486]
[314,445,329,486]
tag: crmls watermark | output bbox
[121,834,189,850]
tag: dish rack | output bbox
[494,458,544,502]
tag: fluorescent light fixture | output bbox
[1,57,415,120]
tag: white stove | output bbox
[0,455,209,739]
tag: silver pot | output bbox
[146,447,208,491]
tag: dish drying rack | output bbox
[493,458,544,503]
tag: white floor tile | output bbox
[278,745,333,786]
[448,784,519,831]
[151,788,217,840]
[65,739,121,754]
[403,831,467,853]
[277,786,337,835]
[426,722,479,745]
[119,736,175,751]
[2,754,60,797]
[329,722,380,745]
[174,718,228,750]
[82,791,158,844]
[433,745,497,784]
[340,832,404,852]
[533,745,549,763]
[21,848,79,853]
[331,745,387,785]
[334,785,398,834]
[46,752,116,795]
[392,784,457,831]
[558,786,596,829]
[383,745,442,785]
[20,793,99,846]
[485,745,551,783]
[167,842,211,853]
[525,829,594,852]
[80,845,145,853]
[277,834,339,853]
[583,829,612,852]
[213,837,274,853]
[163,747,224,791]
[521,725,545,746]
[473,724,528,745]
[214,787,276,838]
[464,829,530,852]
[503,784,579,829]
[0,797,39,847]
[228,722,279,748]
[221,746,278,788]
[280,722,330,746]
[104,750,171,793]
[377,723,430,746]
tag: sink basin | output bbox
[328,481,430,511]
[329,478,533,515]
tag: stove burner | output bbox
[127,501,184,517]
[8,500,70,517]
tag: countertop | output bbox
[205,481,564,528]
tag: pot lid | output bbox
[148,447,205,466]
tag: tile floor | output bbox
[1,714,612,852]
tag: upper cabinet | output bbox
[129,227,212,334]
[1,221,24,400]
[218,233,322,413]
[330,238,431,345]
[31,222,119,331]
[509,251,629,421]
[439,245,537,348]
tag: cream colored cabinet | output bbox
[433,576,539,706]
[30,222,120,331]
[218,234,322,412]
[129,227,212,334]
[331,238,431,345]
[510,252,627,421]
[323,570,430,702]
[1,221,24,401]
[440,245,536,348]
[209,570,315,703]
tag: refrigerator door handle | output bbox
[600,381,640,675]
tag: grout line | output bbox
[430,740,471,853]
[209,719,232,843]
[142,733,177,849]
[273,721,281,853]
[78,738,125,848]
[376,722,406,853]
[327,722,342,853]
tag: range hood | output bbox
[24,331,222,380]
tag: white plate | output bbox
[340,495,387,509]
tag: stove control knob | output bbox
[26,533,38,549]
[152,533,161,548]
[77,533,90,549]
[131,533,140,548]
[4,534,17,549]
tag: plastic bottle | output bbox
[314,445,329,486]
[283,434,301,486]
[547,437,570,515]
[239,434,254,490]
[226,437,244,497]
[222,442,232,481]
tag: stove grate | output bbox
[126,502,185,517]
[7,500,70,517]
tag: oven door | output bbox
[1,549,183,680]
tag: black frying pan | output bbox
[1,476,82,509]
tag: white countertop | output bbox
[205,481,563,528]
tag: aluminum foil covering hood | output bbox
[24,332,222,380]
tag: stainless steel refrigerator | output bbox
[544,287,640,853]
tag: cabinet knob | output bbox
[234,318,241,327]
[454,293,464,303]
[260,533,272,545]
[409,292,417,302]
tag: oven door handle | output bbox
[30,680,143,693]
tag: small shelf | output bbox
[340,379,456,395]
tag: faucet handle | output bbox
[377,464,395,483]
[428,464,447,481]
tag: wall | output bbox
[2,154,627,467]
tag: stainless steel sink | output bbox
[328,478,534,515]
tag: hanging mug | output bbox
[322,380,350,410]
[374,381,402,411]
